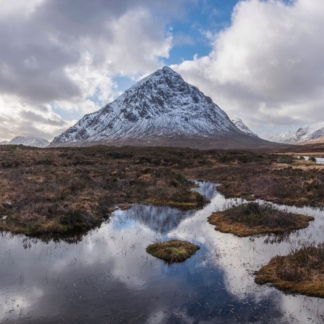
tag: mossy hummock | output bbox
[208,202,314,237]
[146,240,200,263]
[255,243,324,298]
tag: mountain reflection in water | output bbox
[0,181,324,323]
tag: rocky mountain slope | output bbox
[231,118,258,138]
[51,67,273,149]
[270,122,324,144]
[0,136,49,148]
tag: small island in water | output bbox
[208,202,314,237]
[255,243,324,298]
[146,240,200,263]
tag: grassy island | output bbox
[255,243,324,298]
[146,240,200,263]
[208,202,314,237]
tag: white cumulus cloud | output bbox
[174,0,324,139]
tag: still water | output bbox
[296,156,324,164]
[1,181,324,323]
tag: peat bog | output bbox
[1,180,324,323]
[3,143,324,237]
[1,144,324,322]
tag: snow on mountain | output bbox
[231,118,258,138]
[51,66,267,148]
[8,136,49,148]
[270,122,324,144]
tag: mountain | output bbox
[5,136,49,148]
[231,118,258,138]
[269,122,324,144]
[0,141,9,145]
[51,66,274,149]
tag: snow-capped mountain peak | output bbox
[51,66,265,148]
[3,136,50,148]
[270,122,324,144]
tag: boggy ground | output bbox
[255,243,324,298]
[185,150,324,207]
[208,202,314,237]
[0,145,209,237]
[0,143,324,238]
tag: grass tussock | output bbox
[255,243,324,298]
[208,203,314,237]
[146,240,200,263]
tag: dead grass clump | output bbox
[146,240,200,263]
[208,202,314,237]
[255,243,324,297]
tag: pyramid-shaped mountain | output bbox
[51,67,272,149]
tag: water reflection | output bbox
[117,205,195,234]
[0,181,324,323]
[296,155,324,164]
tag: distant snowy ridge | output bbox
[1,136,49,148]
[231,118,258,138]
[270,122,324,144]
[51,66,270,149]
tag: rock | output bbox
[2,201,12,209]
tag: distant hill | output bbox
[0,136,49,148]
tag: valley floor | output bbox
[0,143,324,238]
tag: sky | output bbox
[0,0,323,141]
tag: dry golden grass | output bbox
[255,243,324,297]
[208,203,314,237]
[146,240,200,263]
[118,204,131,211]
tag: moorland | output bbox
[1,143,324,296]
[1,144,324,238]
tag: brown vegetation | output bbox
[208,203,314,237]
[146,240,200,263]
[0,144,323,238]
[185,153,324,207]
[0,145,209,237]
[255,243,324,297]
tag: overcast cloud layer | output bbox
[0,0,323,140]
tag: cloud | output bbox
[0,0,180,141]
[173,0,324,138]
[0,94,73,141]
